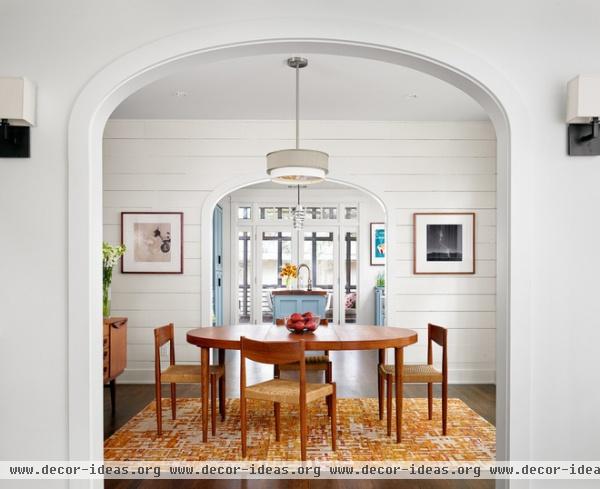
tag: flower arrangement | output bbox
[103,241,126,317]
[279,263,298,288]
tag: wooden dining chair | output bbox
[379,323,448,436]
[154,323,224,436]
[274,318,333,414]
[240,336,337,461]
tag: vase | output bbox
[285,277,293,289]
[103,266,113,318]
[103,284,111,318]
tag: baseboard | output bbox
[118,368,495,385]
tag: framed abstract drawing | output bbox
[370,222,386,266]
[121,212,184,274]
[413,212,475,274]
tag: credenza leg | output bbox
[109,379,116,415]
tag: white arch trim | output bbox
[68,18,531,488]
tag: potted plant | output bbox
[103,242,126,318]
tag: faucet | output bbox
[297,264,312,291]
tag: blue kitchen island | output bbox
[271,289,328,322]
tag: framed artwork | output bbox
[413,213,475,274]
[121,212,184,274]
[370,222,386,266]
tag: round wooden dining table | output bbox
[186,323,418,443]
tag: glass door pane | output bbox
[258,229,292,323]
[343,231,358,323]
[301,230,337,323]
[237,230,252,324]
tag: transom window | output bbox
[236,203,358,223]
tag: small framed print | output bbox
[370,222,386,266]
[413,213,475,274]
[121,212,184,274]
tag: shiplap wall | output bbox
[103,119,496,383]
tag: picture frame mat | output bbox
[413,212,475,274]
[121,212,184,274]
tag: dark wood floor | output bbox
[105,350,495,489]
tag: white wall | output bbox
[103,119,495,384]
[3,3,600,487]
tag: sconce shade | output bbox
[0,77,36,126]
[567,74,600,123]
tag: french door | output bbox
[235,225,356,325]
[299,228,339,323]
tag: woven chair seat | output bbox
[379,363,443,383]
[161,364,224,384]
[278,354,330,371]
[246,379,333,404]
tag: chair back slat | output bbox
[154,323,175,365]
[154,323,174,348]
[428,323,447,347]
[427,323,448,378]
[241,336,305,365]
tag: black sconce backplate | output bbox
[568,123,600,156]
[0,124,30,158]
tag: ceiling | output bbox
[111,54,488,121]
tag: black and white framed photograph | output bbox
[413,213,475,274]
[121,212,184,274]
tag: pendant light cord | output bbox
[295,65,300,150]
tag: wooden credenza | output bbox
[103,317,127,414]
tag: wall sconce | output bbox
[0,77,36,158]
[567,74,600,156]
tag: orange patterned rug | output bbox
[105,398,495,462]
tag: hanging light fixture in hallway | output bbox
[292,184,305,230]
[266,57,329,184]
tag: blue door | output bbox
[212,205,223,326]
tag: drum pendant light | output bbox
[266,57,329,184]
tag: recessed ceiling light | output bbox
[172,90,188,98]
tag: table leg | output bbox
[201,347,209,442]
[378,348,385,420]
[394,346,404,443]
[218,348,226,421]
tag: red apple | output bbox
[302,311,313,319]
[292,321,306,331]
[305,320,317,331]
[290,313,303,322]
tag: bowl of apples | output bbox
[285,312,320,334]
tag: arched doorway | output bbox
[204,177,387,328]
[68,22,529,477]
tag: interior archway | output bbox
[203,176,387,329]
[69,23,529,481]
[199,173,389,329]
